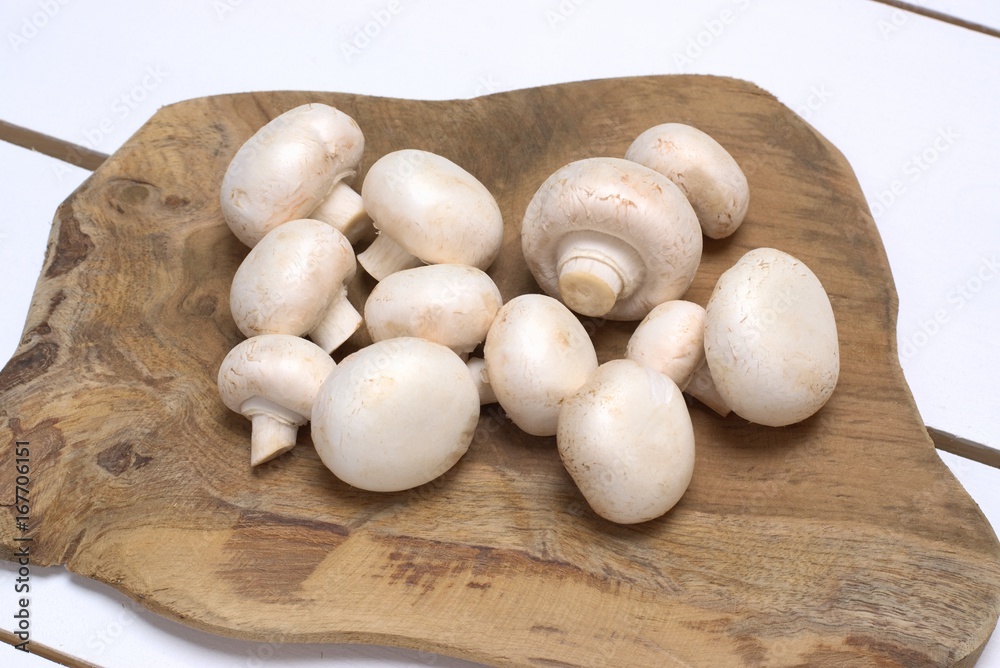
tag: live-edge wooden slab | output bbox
[2,75,999,667]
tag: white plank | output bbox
[895,0,1000,32]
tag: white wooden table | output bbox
[1,1,998,665]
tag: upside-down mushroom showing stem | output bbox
[520,157,702,320]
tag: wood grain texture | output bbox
[1,75,998,667]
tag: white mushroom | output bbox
[218,334,336,466]
[311,337,480,492]
[624,122,749,240]
[483,294,598,436]
[704,248,840,427]
[626,300,706,388]
[557,359,695,524]
[363,263,502,356]
[308,186,376,246]
[626,300,730,416]
[520,157,702,320]
[465,356,497,405]
[357,149,504,280]
[683,363,731,417]
[230,218,362,353]
[220,103,372,247]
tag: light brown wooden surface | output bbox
[1,75,998,667]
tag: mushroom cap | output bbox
[230,218,357,339]
[557,359,695,524]
[220,103,365,247]
[484,294,598,436]
[364,264,503,354]
[311,337,480,492]
[626,299,706,389]
[520,157,702,321]
[704,248,840,427]
[360,149,504,269]
[217,334,336,419]
[625,123,749,240]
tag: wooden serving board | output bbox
[2,75,999,667]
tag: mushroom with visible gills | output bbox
[520,157,702,320]
[311,337,480,492]
[704,247,840,427]
[625,122,750,240]
[230,218,362,354]
[484,294,598,436]
[218,334,336,466]
[558,359,696,524]
[357,149,504,280]
[220,103,373,247]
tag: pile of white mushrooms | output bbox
[216,104,840,525]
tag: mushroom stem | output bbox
[240,396,307,466]
[555,231,641,318]
[684,360,731,417]
[250,415,299,466]
[466,357,496,405]
[309,287,363,353]
[357,233,424,280]
[311,182,376,245]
